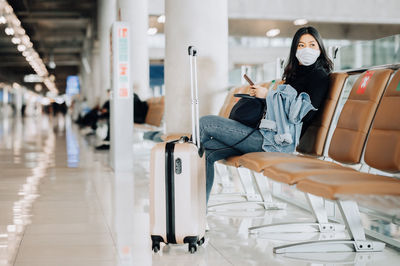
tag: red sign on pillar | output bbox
[116,26,129,99]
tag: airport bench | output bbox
[134,96,165,130]
[271,69,400,253]
[229,69,391,225]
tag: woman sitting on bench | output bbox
[200,26,333,203]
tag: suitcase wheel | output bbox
[152,242,160,253]
[188,243,197,254]
[197,237,205,246]
[151,235,163,253]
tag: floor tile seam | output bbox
[11,227,27,266]
[208,241,235,265]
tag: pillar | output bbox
[164,0,228,134]
[98,0,117,104]
[118,0,150,99]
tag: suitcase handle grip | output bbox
[188,46,197,56]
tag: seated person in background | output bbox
[200,26,333,203]
[134,93,149,124]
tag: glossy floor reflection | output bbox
[0,114,400,266]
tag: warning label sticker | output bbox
[357,71,374,95]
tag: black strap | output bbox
[165,142,177,244]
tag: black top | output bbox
[285,62,330,137]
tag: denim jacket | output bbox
[259,84,316,153]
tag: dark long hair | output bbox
[283,26,333,82]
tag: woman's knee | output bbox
[200,115,218,128]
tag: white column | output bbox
[118,0,150,100]
[164,0,228,134]
[98,0,117,104]
[110,22,133,172]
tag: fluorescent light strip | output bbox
[0,0,58,94]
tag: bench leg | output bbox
[208,167,265,210]
[253,172,286,210]
[249,193,344,233]
[212,163,245,196]
[273,200,385,253]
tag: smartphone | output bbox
[243,74,254,86]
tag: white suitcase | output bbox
[150,46,206,253]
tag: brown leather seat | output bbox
[296,69,400,199]
[223,155,243,167]
[236,152,319,172]
[144,96,165,127]
[297,72,348,156]
[237,72,348,172]
[296,172,400,200]
[262,69,393,185]
[263,161,356,185]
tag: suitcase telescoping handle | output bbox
[188,46,201,149]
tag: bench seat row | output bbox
[217,67,400,253]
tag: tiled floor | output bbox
[1,114,400,265]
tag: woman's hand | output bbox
[249,85,268,98]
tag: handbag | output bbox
[229,94,266,128]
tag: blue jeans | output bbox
[199,115,264,203]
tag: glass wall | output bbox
[335,34,400,70]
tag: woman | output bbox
[200,26,333,203]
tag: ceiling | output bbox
[0,0,97,93]
[1,2,399,94]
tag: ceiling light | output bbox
[17,44,26,51]
[34,84,42,92]
[147,27,158,35]
[266,29,280,38]
[5,27,14,35]
[294,19,308,26]
[1,0,58,94]
[48,61,56,69]
[0,16,6,24]
[11,37,21,44]
[157,15,165,24]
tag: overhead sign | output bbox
[66,75,80,95]
[24,74,43,83]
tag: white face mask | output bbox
[296,47,321,66]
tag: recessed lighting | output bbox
[266,29,280,37]
[5,27,14,35]
[17,44,26,51]
[157,15,165,24]
[0,16,6,24]
[11,37,21,44]
[147,27,158,35]
[294,19,308,26]
[48,61,56,69]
